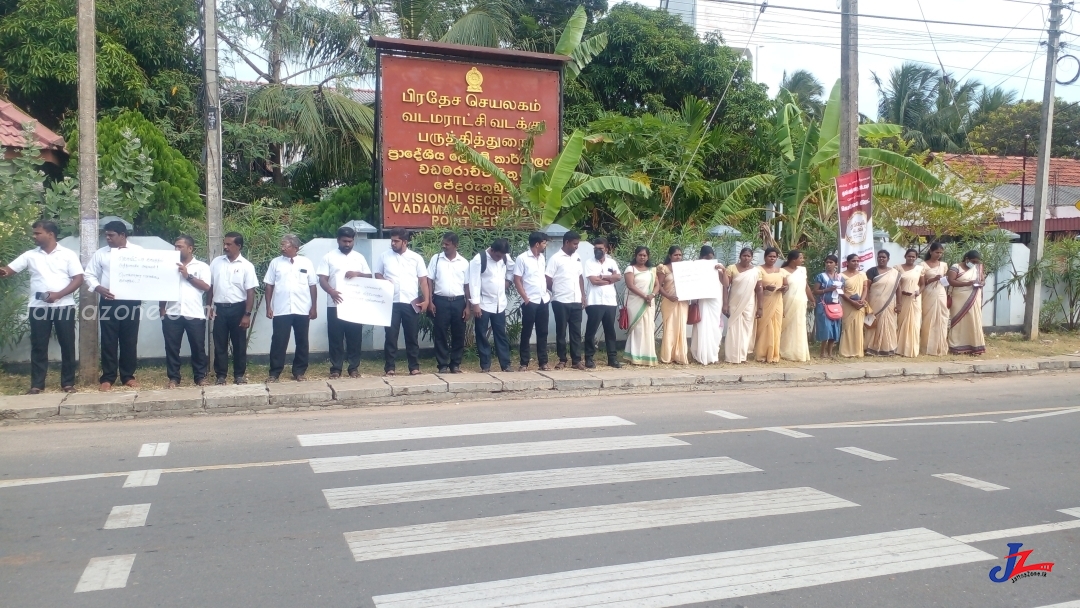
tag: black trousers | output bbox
[268,314,310,378]
[519,301,549,366]
[585,304,619,364]
[162,315,208,383]
[385,302,420,373]
[212,302,248,380]
[98,300,141,385]
[432,295,467,369]
[474,309,510,371]
[551,301,583,364]
[28,306,76,390]
[326,307,362,374]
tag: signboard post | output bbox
[110,249,182,301]
[835,167,874,272]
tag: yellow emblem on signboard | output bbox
[465,67,483,93]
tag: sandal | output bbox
[538,365,552,371]
[409,369,422,376]
[553,361,566,370]
[385,370,396,377]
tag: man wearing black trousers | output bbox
[208,232,258,384]
[468,238,513,373]
[545,230,586,370]
[318,226,371,379]
[427,232,471,374]
[264,234,318,382]
[513,231,551,371]
[0,220,83,394]
[374,228,430,376]
[159,235,211,388]
[583,237,623,368]
[84,220,143,391]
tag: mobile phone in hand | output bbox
[35,292,47,301]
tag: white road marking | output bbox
[811,421,996,428]
[297,416,635,447]
[932,473,1008,492]
[310,435,687,473]
[103,504,151,529]
[706,410,747,420]
[1032,601,1080,608]
[324,457,761,509]
[835,447,896,461]
[371,528,994,608]
[74,554,136,593]
[346,487,857,561]
[138,442,169,457]
[1058,507,1080,518]
[764,427,813,438]
[1003,407,1080,422]
[953,520,1080,543]
[122,470,161,488]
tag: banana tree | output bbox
[453,129,651,227]
[554,6,608,83]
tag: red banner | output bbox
[835,167,874,271]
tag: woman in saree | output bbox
[657,246,689,364]
[895,248,926,358]
[813,254,844,359]
[864,250,901,356]
[779,250,814,362]
[723,247,761,364]
[947,250,986,356]
[920,242,950,356]
[754,247,788,363]
[690,246,728,365]
[839,254,869,358]
[623,246,659,366]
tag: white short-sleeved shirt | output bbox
[428,252,470,297]
[468,250,508,314]
[7,244,83,308]
[164,258,211,319]
[317,249,371,308]
[263,255,317,315]
[84,243,144,293]
[513,249,550,304]
[583,256,621,307]
[209,254,258,304]
[545,249,583,304]
[374,249,428,304]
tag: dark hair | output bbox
[633,246,651,267]
[592,236,608,247]
[103,220,128,236]
[336,226,356,239]
[763,246,780,259]
[564,230,581,242]
[825,254,839,264]
[905,248,918,258]
[490,238,511,254]
[176,234,196,249]
[389,228,412,241]
[924,241,944,261]
[739,247,753,257]
[663,245,682,265]
[441,231,459,246]
[964,249,982,262]
[782,249,801,268]
[846,253,859,263]
[225,231,244,248]
[699,245,715,258]
[32,220,59,238]
[877,249,890,259]
[528,231,549,247]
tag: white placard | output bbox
[336,277,395,326]
[111,249,181,301]
[671,259,723,301]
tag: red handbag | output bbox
[618,306,629,330]
[823,303,843,320]
[686,301,702,325]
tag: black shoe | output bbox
[585,359,596,369]
[480,367,491,373]
[266,375,279,383]
[438,367,450,374]
[501,367,514,373]
[216,377,227,386]
[235,376,248,385]
[450,366,462,374]
[608,360,622,369]
[329,371,341,379]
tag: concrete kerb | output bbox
[383,375,448,396]
[60,391,135,416]
[0,392,66,419]
[267,382,333,407]
[135,388,203,413]
[536,370,603,391]
[203,384,270,412]
[438,372,503,393]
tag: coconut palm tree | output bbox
[871,62,938,149]
[779,69,825,121]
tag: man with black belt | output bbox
[427,231,470,374]
[545,230,586,370]
[264,234,318,382]
[159,235,211,388]
[208,232,258,385]
[513,231,551,371]
[468,238,513,373]
[84,220,143,391]
[583,236,622,368]
[0,220,83,394]
[318,226,371,379]
[374,228,430,376]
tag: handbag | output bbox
[686,301,702,325]
[823,302,843,320]
[618,305,629,330]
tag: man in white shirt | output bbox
[545,230,587,370]
[207,232,258,385]
[158,235,211,388]
[84,220,144,391]
[0,220,83,394]
[583,236,623,368]
[263,234,318,382]
[374,227,430,375]
[468,237,512,373]
[513,231,551,371]
[428,231,471,374]
[317,226,371,379]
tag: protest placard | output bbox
[336,277,395,326]
[111,249,181,301]
[671,259,723,302]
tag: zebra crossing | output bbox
[298,414,1023,607]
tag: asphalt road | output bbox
[2,373,1079,607]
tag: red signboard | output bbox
[835,167,875,271]
[378,54,561,228]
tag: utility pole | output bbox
[839,0,859,174]
[76,0,99,385]
[204,0,223,356]
[1023,0,1064,340]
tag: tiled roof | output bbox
[0,100,66,153]
[942,153,1080,186]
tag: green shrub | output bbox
[305,182,373,239]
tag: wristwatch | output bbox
[243,312,252,317]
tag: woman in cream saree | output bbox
[864,250,901,356]
[623,246,658,366]
[839,254,869,358]
[895,248,926,358]
[948,250,986,356]
[658,246,689,364]
[779,250,813,362]
[754,247,787,364]
[723,247,760,364]
[920,242,950,356]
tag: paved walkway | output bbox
[3,356,1078,423]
